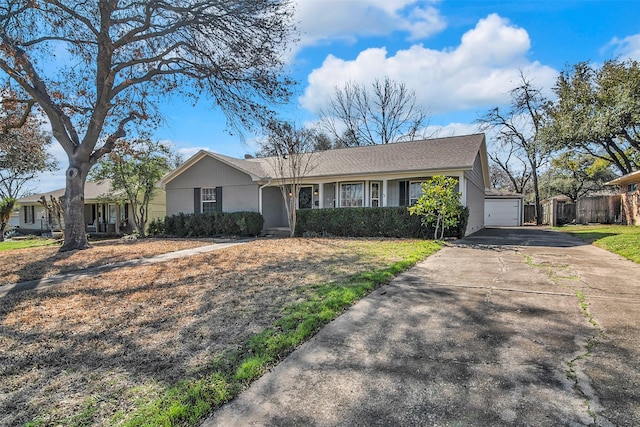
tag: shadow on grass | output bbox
[0,239,438,426]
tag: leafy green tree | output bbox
[0,1,296,251]
[545,60,640,175]
[408,176,463,240]
[90,139,180,237]
[540,153,617,202]
[0,197,16,242]
[478,73,553,224]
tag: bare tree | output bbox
[320,77,429,146]
[259,121,316,237]
[38,194,64,232]
[0,1,296,251]
[478,73,553,224]
[0,88,56,199]
[488,146,532,194]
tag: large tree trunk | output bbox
[0,223,6,242]
[532,167,543,226]
[60,163,91,252]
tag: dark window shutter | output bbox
[399,181,409,206]
[215,187,223,212]
[194,188,201,213]
[23,206,27,222]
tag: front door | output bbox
[299,186,313,209]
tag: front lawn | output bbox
[0,238,60,252]
[0,237,441,426]
[558,225,640,264]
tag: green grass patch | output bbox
[557,225,640,263]
[0,238,60,251]
[120,239,441,427]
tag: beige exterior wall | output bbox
[147,189,167,222]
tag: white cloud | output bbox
[607,34,640,61]
[424,122,483,139]
[294,0,446,49]
[300,13,558,116]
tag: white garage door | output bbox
[485,199,521,226]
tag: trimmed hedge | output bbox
[296,207,469,239]
[151,211,264,237]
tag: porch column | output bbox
[318,183,324,208]
[115,204,120,234]
[335,182,339,208]
[382,180,388,207]
[364,180,369,207]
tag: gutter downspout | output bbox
[258,179,272,215]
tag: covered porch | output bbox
[259,176,465,229]
[83,202,132,234]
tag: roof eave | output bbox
[605,169,640,186]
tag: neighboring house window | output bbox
[23,206,35,224]
[108,204,117,224]
[370,182,380,207]
[340,182,364,207]
[201,187,217,213]
[628,183,638,193]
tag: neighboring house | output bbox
[606,170,640,225]
[484,189,524,227]
[16,180,166,234]
[161,133,491,236]
[8,207,20,228]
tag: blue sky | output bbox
[40,0,640,192]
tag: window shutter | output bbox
[399,181,409,206]
[23,206,27,222]
[215,187,223,212]
[194,188,201,213]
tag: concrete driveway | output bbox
[203,227,640,426]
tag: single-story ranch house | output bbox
[606,170,640,225]
[161,134,491,236]
[16,180,166,234]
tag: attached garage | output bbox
[484,194,523,227]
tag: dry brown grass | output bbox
[0,238,211,285]
[0,237,424,426]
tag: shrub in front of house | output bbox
[160,211,264,237]
[295,207,468,239]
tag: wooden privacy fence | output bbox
[576,195,621,224]
[542,195,621,226]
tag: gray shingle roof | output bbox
[204,133,486,180]
[17,181,115,203]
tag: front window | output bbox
[409,181,425,205]
[340,182,364,207]
[628,183,638,193]
[202,187,217,213]
[371,182,380,207]
[23,206,34,224]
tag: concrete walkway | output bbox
[0,240,247,298]
[204,227,640,426]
